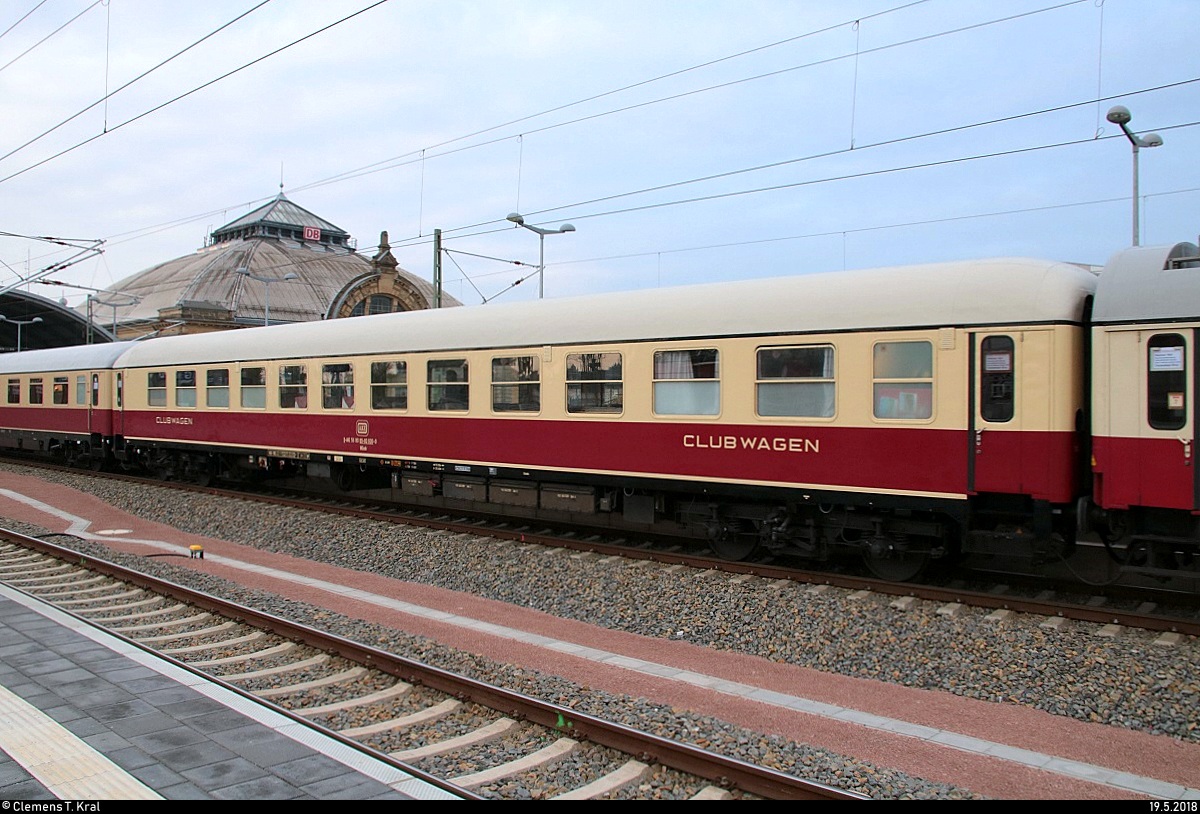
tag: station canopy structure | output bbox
[79,192,457,341]
[0,289,114,352]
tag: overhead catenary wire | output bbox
[2,0,1106,256]
[393,97,1199,246]
[0,0,102,74]
[291,0,1092,197]
[291,0,937,194]
[2,0,952,254]
[31,69,1192,264]
[12,106,1197,302]
[0,0,391,186]
[0,0,51,45]
[0,1,276,165]
[3,0,1193,306]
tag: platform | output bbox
[0,582,463,800]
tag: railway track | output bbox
[0,527,862,801]
[4,456,1200,637]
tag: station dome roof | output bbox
[88,192,453,337]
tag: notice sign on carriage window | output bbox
[1150,346,1185,372]
[984,351,1012,373]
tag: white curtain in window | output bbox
[654,351,694,379]
[820,348,834,378]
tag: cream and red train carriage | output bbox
[104,255,1097,578]
[1088,241,1200,576]
[0,342,134,468]
[8,245,1199,582]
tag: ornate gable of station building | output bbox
[89,192,459,340]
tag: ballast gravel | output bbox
[5,467,1199,799]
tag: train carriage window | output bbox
[52,377,68,405]
[240,367,266,409]
[322,364,355,410]
[428,359,468,411]
[147,371,166,407]
[566,352,622,414]
[28,378,43,405]
[279,365,308,409]
[1148,333,1187,430]
[7,379,18,404]
[654,349,719,416]
[91,374,100,407]
[206,369,230,408]
[980,336,1014,422]
[873,341,933,419]
[75,375,86,406]
[756,346,835,417]
[370,361,407,410]
[175,370,197,408]
[492,356,540,412]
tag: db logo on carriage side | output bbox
[344,420,378,451]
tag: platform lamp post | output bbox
[236,267,299,326]
[0,316,42,352]
[1106,105,1163,247]
[506,213,575,299]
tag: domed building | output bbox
[90,193,457,339]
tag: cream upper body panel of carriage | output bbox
[1090,242,1200,441]
[112,257,1097,432]
[0,342,136,412]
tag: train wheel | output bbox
[709,535,760,561]
[1098,511,1130,545]
[332,465,356,492]
[706,519,759,561]
[78,442,105,472]
[863,536,929,581]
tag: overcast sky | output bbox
[0,0,1197,310]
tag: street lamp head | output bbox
[1106,105,1132,126]
[237,267,298,283]
[559,223,575,234]
[31,317,42,325]
[1106,105,1163,247]
[506,213,525,226]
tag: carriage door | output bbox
[115,372,125,439]
[1140,331,1195,510]
[970,333,1019,494]
[970,330,1057,496]
[87,373,99,433]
